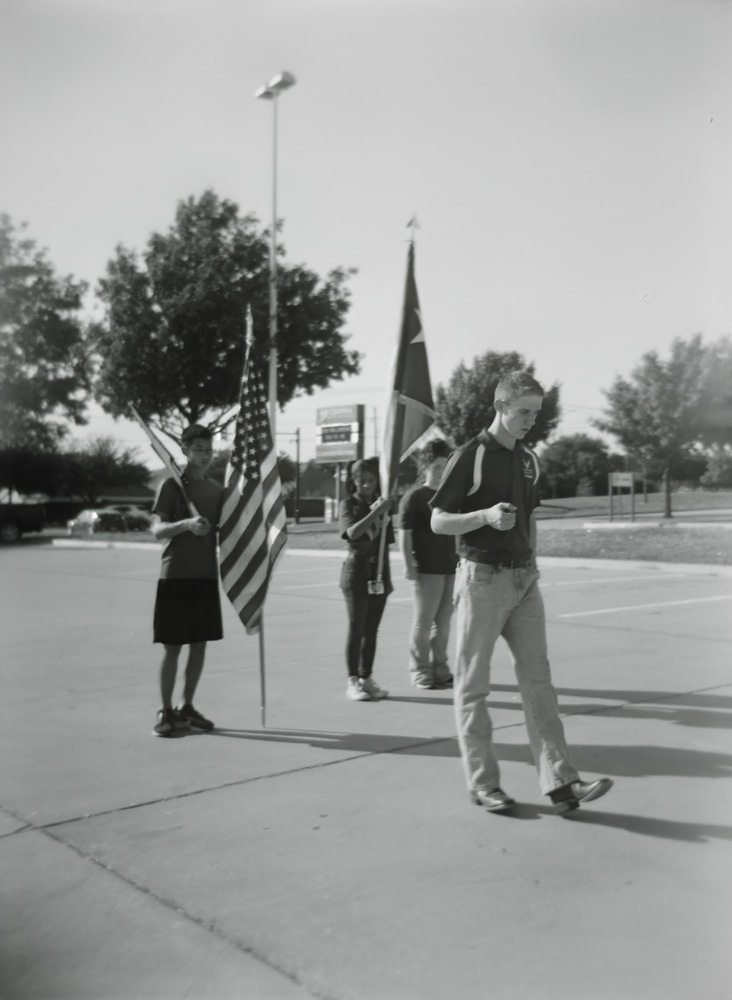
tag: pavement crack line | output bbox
[20,821,336,1000]
[2,680,729,995]
[11,680,732,834]
[30,736,456,831]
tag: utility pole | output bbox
[294,427,300,523]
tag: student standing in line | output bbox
[431,371,613,814]
[398,439,458,689]
[339,457,393,702]
[151,424,224,737]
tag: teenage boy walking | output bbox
[431,371,613,814]
[151,424,224,737]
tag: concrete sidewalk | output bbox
[1,545,731,1000]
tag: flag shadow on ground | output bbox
[211,728,460,756]
[210,728,732,780]
[210,729,732,842]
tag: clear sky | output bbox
[2,0,730,466]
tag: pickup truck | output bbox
[0,503,46,543]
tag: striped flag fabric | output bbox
[219,354,287,635]
[129,405,198,516]
[380,241,437,494]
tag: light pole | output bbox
[255,70,296,437]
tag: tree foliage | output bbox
[0,446,65,500]
[593,335,730,516]
[0,214,90,448]
[434,351,561,447]
[58,437,150,505]
[92,190,361,440]
[539,434,622,499]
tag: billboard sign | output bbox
[315,404,365,464]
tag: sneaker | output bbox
[152,707,176,738]
[346,677,370,701]
[361,677,389,700]
[175,703,214,731]
[550,777,613,815]
[412,674,437,690]
[434,675,454,690]
[470,788,517,812]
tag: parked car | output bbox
[100,504,153,530]
[67,508,128,536]
[0,502,45,544]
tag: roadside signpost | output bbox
[609,471,635,521]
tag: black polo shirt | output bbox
[430,431,540,563]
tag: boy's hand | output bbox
[483,502,517,531]
[188,516,211,536]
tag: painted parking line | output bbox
[272,564,335,578]
[544,574,685,588]
[557,593,732,618]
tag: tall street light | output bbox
[255,70,296,437]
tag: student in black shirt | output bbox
[398,440,458,689]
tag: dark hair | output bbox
[346,456,381,496]
[494,371,544,404]
[181,424,213,445]
[418,438,451,468]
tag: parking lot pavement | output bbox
[1,545,731,1000]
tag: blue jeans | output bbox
[409,573,455,685]
[453,560,578,796]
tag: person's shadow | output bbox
[208,725,732,844]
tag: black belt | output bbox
[464,549,532,569]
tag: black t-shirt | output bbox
[431,430,540,563]
[398,485,458,575]
[339,494,395,591]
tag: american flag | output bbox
[129,405,198,516]
[219,356,287,635]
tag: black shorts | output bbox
[153,578,223,645]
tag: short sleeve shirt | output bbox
[339,494,395,591]
[398,485,458,575]
[153,476,224,580]
[431,431,540,563]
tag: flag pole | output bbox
[258,617,267,728]
[129,405,200,517]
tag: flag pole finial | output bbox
[406,215,420,245]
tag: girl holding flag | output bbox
[339,457,394,702]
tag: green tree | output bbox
[0,214,90,448]
[539,434,616,498]
[92,191,361,440]
[59,437,150,505]
[700,445,732,489]
[593,334,720,518]
[0,446,66,500]
[434,351,561,448]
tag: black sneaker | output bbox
[175,704,214,731]
[152,707,177,738]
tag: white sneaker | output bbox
[346,677,370,701]
[361,677,389,700]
